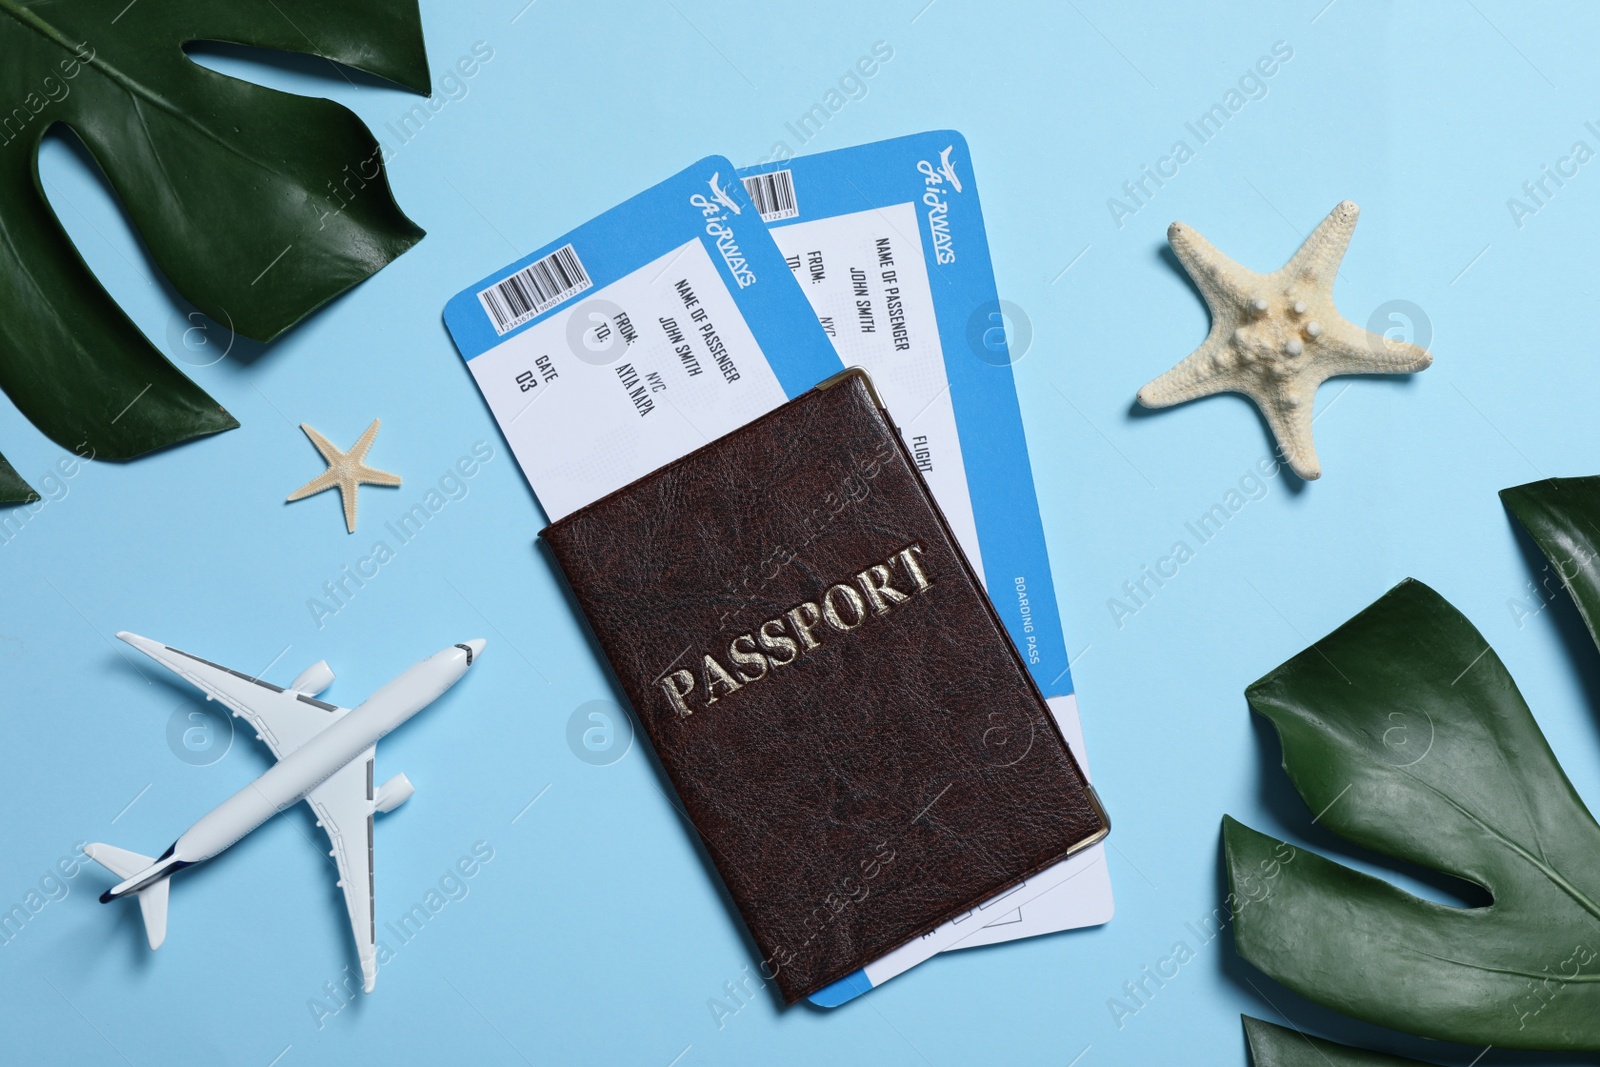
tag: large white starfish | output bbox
[286,419,401,533]
[1137,200,1432,480]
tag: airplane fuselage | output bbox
[105,642,478,899]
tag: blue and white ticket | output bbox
[443,157,842,521]
[739,132,1113,1006]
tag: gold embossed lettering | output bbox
[822,584,867,631]
[660,669,696,717]
[728,634,770,682]
[758,619,800,666]
[855,564,909,615]
[896,543,933,593]
[787,602,824,652]
[701,653,743,705]
[667,546,937,717]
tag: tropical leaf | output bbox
[0,0,430,502]
[0,451,38,503]
[1224,477,1600,1051]
[1501,475,1600,644]
[1242,1016,1436,1066]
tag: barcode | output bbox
[478,244,591,334]
[741,170,799,222]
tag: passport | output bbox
[540,369,1109,1003]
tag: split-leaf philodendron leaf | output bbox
[1242,1017,1435,1066]
[0,0,430,502]
[1225,476,1600,1052]
[0,450,37,503]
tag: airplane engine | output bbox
[374,774,414,813]
[290,660,335,697]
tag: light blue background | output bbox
[1,2,1594,1064]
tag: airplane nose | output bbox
[463,638,486,664]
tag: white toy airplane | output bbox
[87,632,485,993]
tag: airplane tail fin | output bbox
[86,844,172,950]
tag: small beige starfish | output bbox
[286,420,401,533]
[1137,200,1432,480]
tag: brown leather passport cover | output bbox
[541,370,1108,1002]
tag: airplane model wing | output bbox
[306,749,380,992]
[117,632,349,759]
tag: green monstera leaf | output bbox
[1224,476,1600,1052]
[0,0,429,502]
[0,451,37,503]
[1501,476,1600,644]
[1242,1017,1436,1066]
